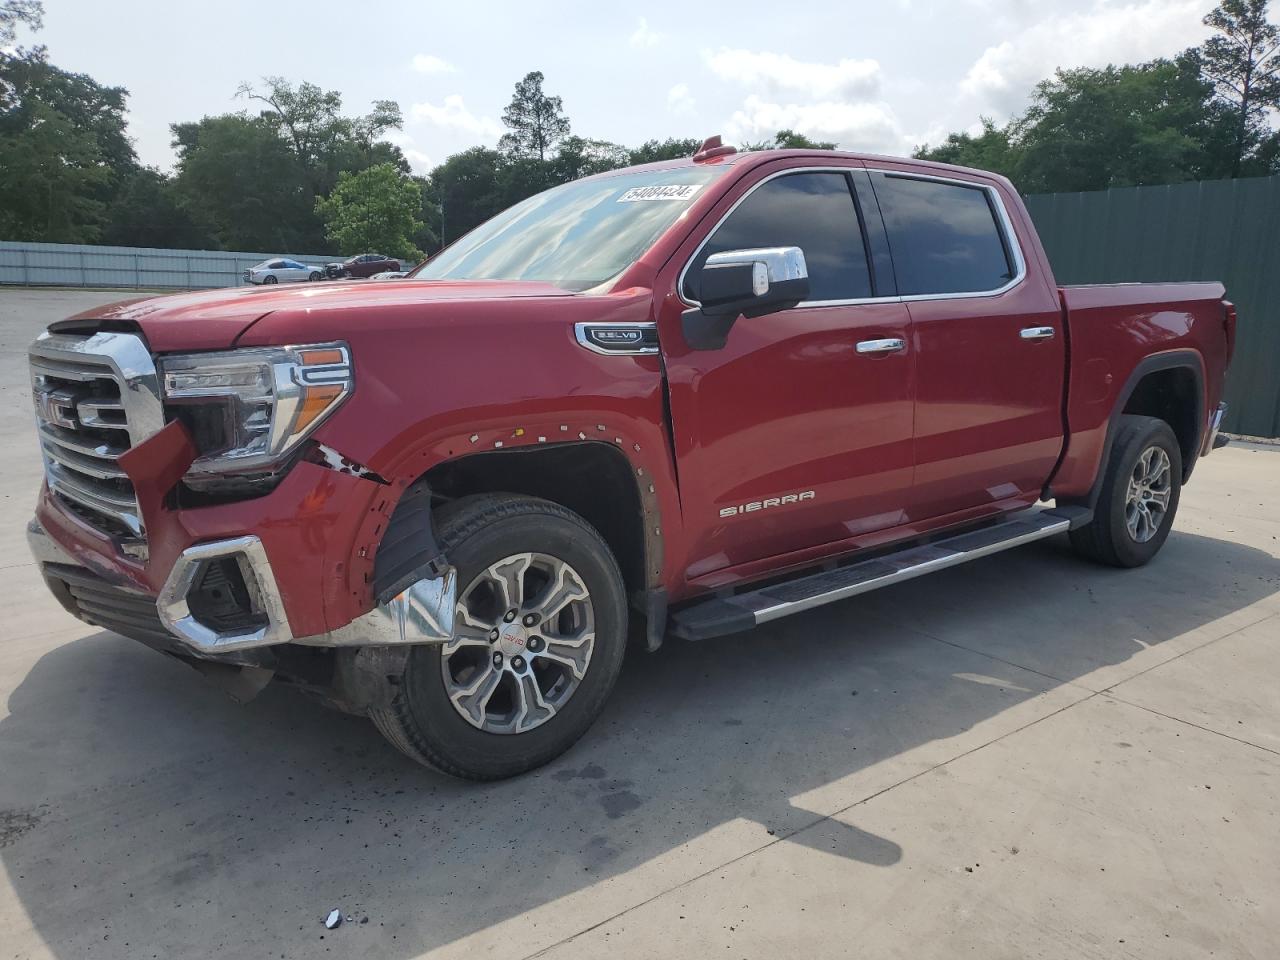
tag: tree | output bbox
[913,118,1019,178]
[742,129,838,151]
[237,77,406,197]
[11,57,136,173]
[0,9,137,242]
[171,113,318,250]
[552,136,630,180]
[0,100,110,241]
[919,56,1226,194]
[1199,0,1280,175]
[773,129,838,150]
[499,71,570,160]
[628,137,701,164]
[315,162,425,260]
[0,0,41,49]
[102,167,211,249]
[429,147,507,246]
[1013,58,1220,192]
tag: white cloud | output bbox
[705,47,904,154]
[961,0,1210,114]
[402,148,433,171]
[410,54,457,75]
[667,83,695,115]
[724,95,906,155]
[705,48,882,100]
[408,95,501,139]
[381,130,432,172]
[629,17,663,48]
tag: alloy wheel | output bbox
[440,552,595,734]
[1125,445,1173,543]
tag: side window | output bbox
[268,261,286,269]
[686,172,872,303]
[873,175,1014,296]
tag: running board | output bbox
[669,507,1088,641]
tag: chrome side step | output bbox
[669,507,1088,641]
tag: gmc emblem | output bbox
[33,387,78,429]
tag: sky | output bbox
[31,0,1222,173]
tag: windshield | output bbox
[411,165,727,292]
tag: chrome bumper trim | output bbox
[27,515,144,591]
[157,535,457,653]
[314,569,457,648]
[33,522,458,654]
[157,536,294,652]
[28,516,78,568]
[1207,402,1227,452]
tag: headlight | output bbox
[161,342,352,488]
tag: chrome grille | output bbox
[29,332,164,542]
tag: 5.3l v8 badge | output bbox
[575,322,660,356]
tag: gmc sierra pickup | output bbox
[27,138,1234,780]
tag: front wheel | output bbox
[309,271,322,282]
[371,493,628,780]
[1069,414,1182,567]
[262,274,278,285]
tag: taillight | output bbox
[1223,300,1237,366]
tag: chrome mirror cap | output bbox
[705,246,808,297]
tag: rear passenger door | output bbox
[868,168,1065,521]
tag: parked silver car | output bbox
[243,259,325,285]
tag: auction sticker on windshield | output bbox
[617,184,703,202]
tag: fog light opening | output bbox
[185,556,269,634]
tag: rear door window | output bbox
[686,171,872,303]
[872,175,1014,296]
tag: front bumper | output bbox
[30,465,456,657]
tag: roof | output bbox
[582,147,1009,188]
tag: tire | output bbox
[263,274,278,285]
[371,493,628,780]
[1069,415,1182,568]
[309,271,322,282]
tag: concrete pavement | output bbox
[0,288,1277,959]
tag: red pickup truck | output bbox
[27,140,1234,780]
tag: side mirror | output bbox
[697,247,809,318]
[682,246,810,350]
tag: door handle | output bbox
[1020,326,1056,340]
[856,337,906,355]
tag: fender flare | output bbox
[1079,349,1206,510]
[338,418,673,624]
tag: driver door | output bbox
[657,166,915,583]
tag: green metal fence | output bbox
[1024,175,1280,438]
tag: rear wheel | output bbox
[1069,414,1182,567]
[371,494,628,780]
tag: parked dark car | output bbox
[325,254,401,279]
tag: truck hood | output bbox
[64,279,575,353]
